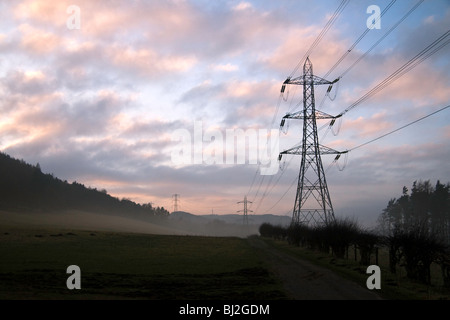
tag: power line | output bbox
[246,165,259,197]
[262,175,297,215]
[313,0,424,145]
[347,104,450,152]
[262,104,449,214]
[337,29,450,118]
[340,0,425,79]
[256,103,449,215]
[250,173,265,205]
[288,0,349,79]
[251,120,332,214]
[251,3,447,217]
[273,28,448,212]
[262,140,346,215]
[322,0,398,79]
[250,0,350,217]
[253,174,274,214]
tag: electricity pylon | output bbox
[279,57,345,226]
[237,196,252,225]
[172,194,179,213]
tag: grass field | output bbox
[0,226,286,300]
[4,220,449,300]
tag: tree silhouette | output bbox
[378,180,450,245]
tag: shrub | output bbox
[259,223,287,239]
[287,224,310,247]
[323,218,360,259]
[259,223,275,238]
[388,223,446,285]
[356,230,380,265]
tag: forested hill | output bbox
[0,152,169,217]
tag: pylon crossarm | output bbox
[315,110,336,119]
[283,109,335,120]
[286,75,334,86]
[279,144,343,157]
[279,145,302,156]
[318,145,344,155]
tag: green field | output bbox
[0,227,286,300]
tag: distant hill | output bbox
[167,211,291,237]
[0,152,169,219]
[170,211,291,226]
[170,211,209,223]
[199,213,291,226]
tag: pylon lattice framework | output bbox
[237,196,253,225]
[172,194,179,213]
[279,57,344,226]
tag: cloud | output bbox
[18,23,61,54]
[13,0,68,27]
[0,85,132,154]
[2,69,57,96]
[265,25,347,76]
[109,46,197,77]
[212,63,239,72]
[233,2,253,11]
[342,112,393,138]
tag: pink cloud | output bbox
[14,0,68,26]
[18,24,61,54]
[338,53,450,110]
[264,25,350,77]
[341,112,393,138]
[1,91,64,134]
[109,46,197,76]
[376,62,450,106]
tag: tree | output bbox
[378,198,398,235]
[430,181,450,243]
[378,180,450,245]
[410,180,433,226]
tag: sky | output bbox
[0,0,449,228]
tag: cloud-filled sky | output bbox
[1,0,449,227]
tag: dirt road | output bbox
[248,237,382,300]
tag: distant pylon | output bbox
[237,196,253,225]
[279,57,346,226]
[172,194,180,212]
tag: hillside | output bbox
[0,152,169,219]
[167,211,291,237]
[199,213,291,226]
